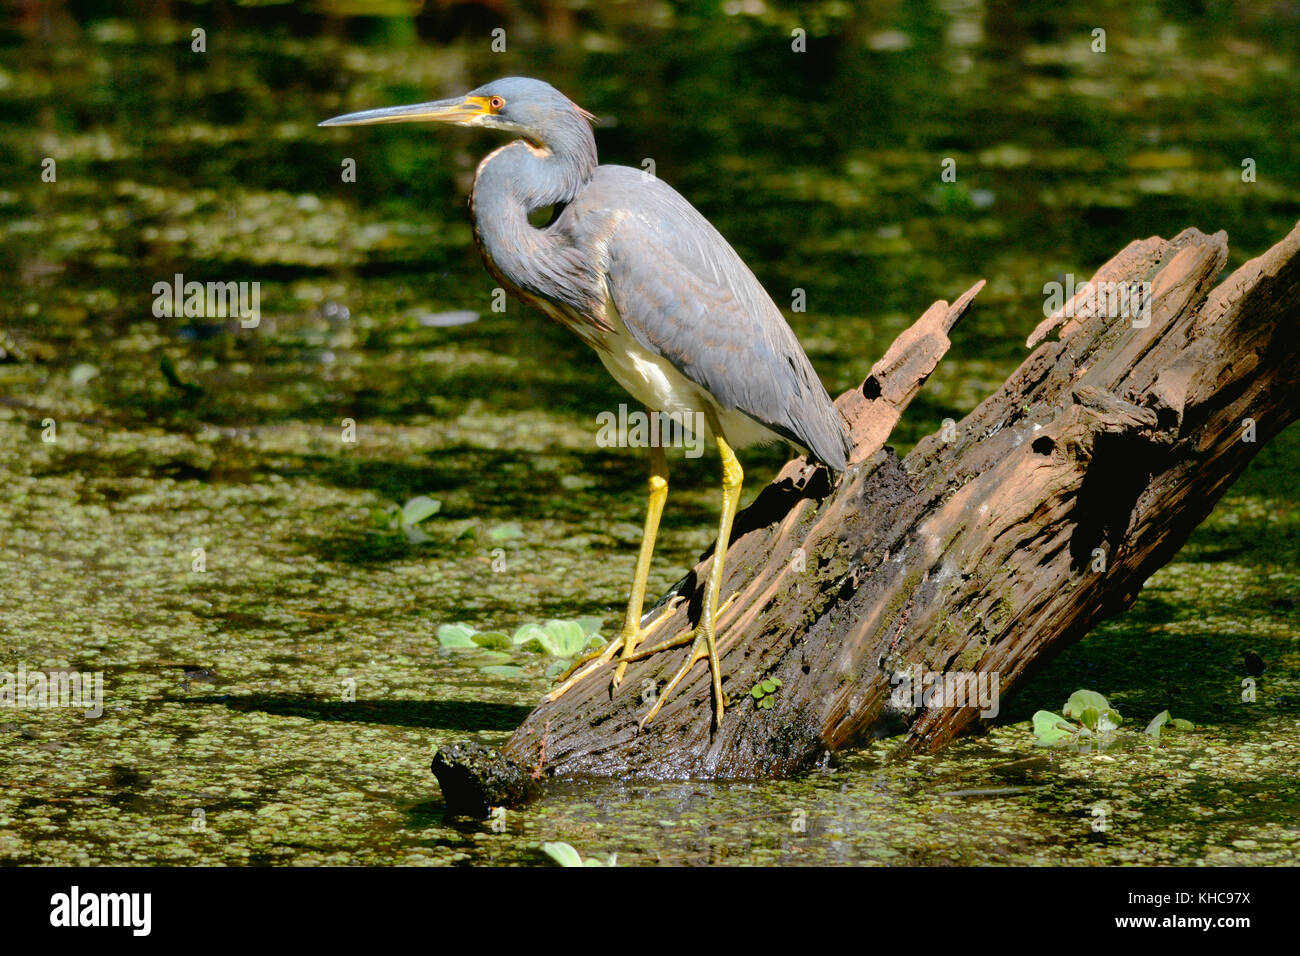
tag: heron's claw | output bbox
[637,624,724,731]
[633,593,737,730]
[543,638,624,702]
[543,604,676,703]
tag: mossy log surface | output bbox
[432,220,1300,813]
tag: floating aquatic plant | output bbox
[1033,689,1122,748]
[1033,689,1195,748]
[512,618,604,659]
[374,495,442,543]
[542,842,617,867]
[1061,689,1123,733]
[487,522,524,542]
[435,618,604,679]
[1143,709,1195,741]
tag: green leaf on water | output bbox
[1075,706,1121,732]
[436,624,479,649]
[1063,690,1113,720]
[1033,710,1079,746]
[401,496,441,527]
[533,620,588,658]
[541,842,583,867]
[572,616,605,652]
[573,616,604,638]
[512,623,544,646]
[471,631,511,649]
[480,665,526,678]
[1145,710,1192,740]
[541,841,616,867]
[1144,709,1171,739]
[464,651,512,666]
[488,522,524,542]
[513,619,605,657]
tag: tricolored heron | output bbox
[321,77,849,729]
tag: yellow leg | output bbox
[544,443,670,702]
[640,429,743,731]
[613,443,669,686]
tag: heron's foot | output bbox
[610,604,676,688]
[637,626,724,731]
[543,639,623,702]
[543,605,676,703]
[634,594,737,731]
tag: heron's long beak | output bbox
[319,96,489,128]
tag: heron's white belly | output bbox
[591,300,780,451]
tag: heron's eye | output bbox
[489,96,505,111]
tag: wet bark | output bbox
[432,219,1300,813]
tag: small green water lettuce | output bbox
[511,618,604,657]
[1032,689,1194,748]
[542,842,617,867]
[1143,709,1195,741]
[436,618,605,679]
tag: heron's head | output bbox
[320,76,596,153]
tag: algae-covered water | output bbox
[1,2,1297,866]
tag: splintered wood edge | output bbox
[841,279,984,464]
[945,279,985,332]
[1024,237,1166,349]
[1196,220,1300,335]
[1024,229,1233,350]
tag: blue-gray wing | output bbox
[578,166,849,470]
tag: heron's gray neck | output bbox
[471,138,599,310]
[472,137,593,233]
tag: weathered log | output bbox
[432,219,1300,812]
